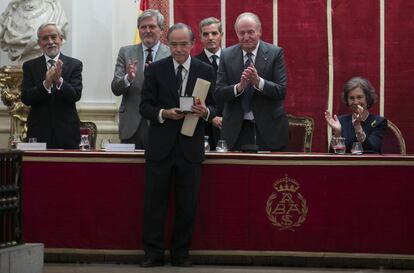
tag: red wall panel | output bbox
[332,0,380,115]
[173,0,221,55]
[279,0,329,152]
[385,1,414,154]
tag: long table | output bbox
[21,151,414,265]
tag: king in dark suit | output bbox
[21,23,82,149]
[139,23,216,267]
[215,12,289,151]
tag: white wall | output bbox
[0,0,140,146]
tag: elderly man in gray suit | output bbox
[112,9,170,149]
[215,12,289,152]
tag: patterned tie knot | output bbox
[245,52,253,68]
[48,59,56,67]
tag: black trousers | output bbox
[142,143,201,259]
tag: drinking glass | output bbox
[79,134,91,151]
[331,136,346,154]
[204,136,210,152]
[28,138,37,143]
[100,138,111,150]
[216,140,228,152]
[351,142,363,155]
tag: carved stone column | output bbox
[0,65,29,139]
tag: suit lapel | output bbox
[58,54,67,79]
[37,56,48,81]
[232,45,244,79]
[202,51,211,65]
[185,58,197,97]
[155,44,169,61]
[165,57,180,102]
[255,41,268,76]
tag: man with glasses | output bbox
[140,23,216,267]
[111,9,170,149]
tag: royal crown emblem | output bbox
[266,175,308,231]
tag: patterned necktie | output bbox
[144,48,152,73]
[176,65,184,95]
[145,48,153,64]
[211,55,218,71]
[242,52,254,112]
[244,52,253,68]
[48,59,56,69]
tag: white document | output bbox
[16,142,47,151]
[104,143,135,152]
[180,78,211,137]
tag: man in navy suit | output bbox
[139,23,216,267]
[215,12,289,151]
[21,23,82,149]
[195,17,223,150]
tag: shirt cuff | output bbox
[123,74,131,87]
[204,108,210,121]
[158,109,165,123]
[43,80,52,93]
[234,84,243,96]
[256,77,264,91]
[56,77,63,90]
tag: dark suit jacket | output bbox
[339,113,388,153]
[215,41,289,150]
[195,50,222,149]
[195,50,223,115]
[140,56,216,163]
[21,53,83,149]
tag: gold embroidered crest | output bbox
[266,175,308,231]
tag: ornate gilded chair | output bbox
[287,114,315,153]
[382,120,406,155]
[79,121,97,149]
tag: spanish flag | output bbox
[134,0,149,44]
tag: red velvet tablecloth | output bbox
[21,151,414,255]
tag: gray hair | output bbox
[137,9,165,30]
[234,12,262,33]
[199,17,222,34]
[342,76,377,109]
[37,23,65,40]
[167,23,195,42]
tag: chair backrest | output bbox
[287,114,315,153]
[382,120,406,155]
[79,121,97,149]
